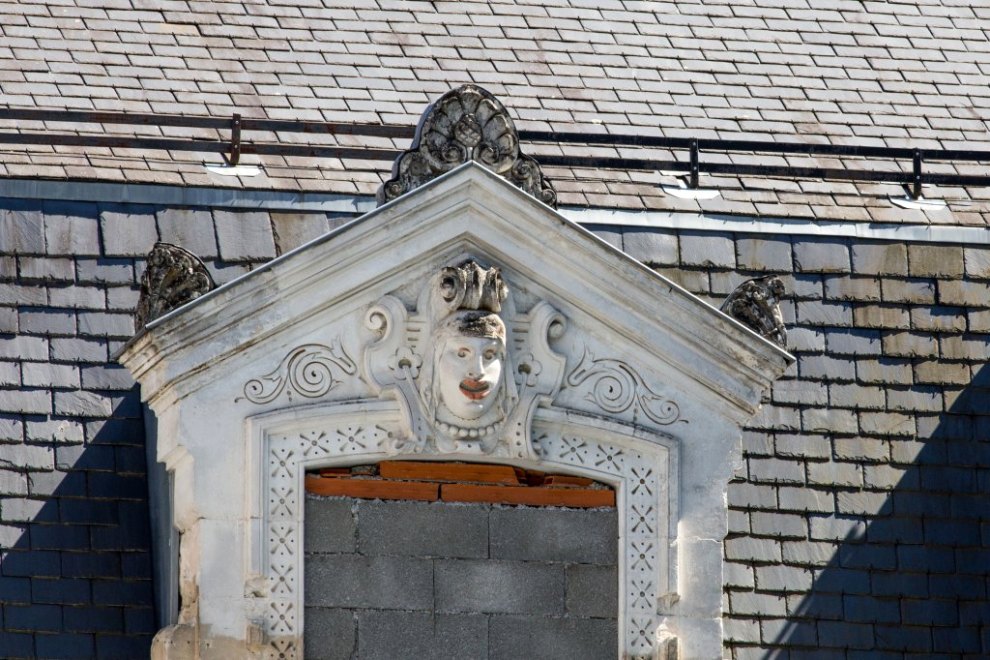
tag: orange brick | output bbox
[305,476,438,501]
[378,461,521,485]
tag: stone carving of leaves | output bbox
[567,349,684,426]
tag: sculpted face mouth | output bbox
[459,378,492,400]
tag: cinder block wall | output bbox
[303,496,618,660]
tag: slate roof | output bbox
[1,0,990,225]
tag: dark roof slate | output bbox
[1,0,989,224]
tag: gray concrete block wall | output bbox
[619,227,990,659]
[303,497,618,660]
[0,198,358,658]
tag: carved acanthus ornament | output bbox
[237,340,357,404]
[364,259,567,459]
[135,242,215,327]
[378,84,557,208]
[720,275,788,348]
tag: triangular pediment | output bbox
[122,162,790,422]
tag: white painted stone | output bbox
[119,164,792,659]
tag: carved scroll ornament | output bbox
[237,340,357,404]
[135,242,215,327]
[720,275,788,349]
[378,84,557,208]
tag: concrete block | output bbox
[100,206,158,257]
[680,231,735,268]
[304,554,432,609]
[214,210,277,261]
[908,244,963,277]
[435,558,564,615]
[489,615,616,660]
[355,611,487,660]
[271,212,331,254]
[303,496,356,554]
[880,278,935,304]
[357,499,488,559]
[823,275,881,301]
[302,608,355,660]
[156,208,218,258]
[621,227,678,265]
[794,239,850,273]
[565,563,617,618]
[43,201,101,256]
[851,242,907,275]
[0,202,45,254]
[490,506,616,564]
[735,236,792,271]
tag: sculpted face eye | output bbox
[483,348,496,361]
[457,347,470,358]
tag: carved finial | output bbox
[378,84,557,207]
[135,242,215,327]
[436,260,508,316]
[720,275,787,348]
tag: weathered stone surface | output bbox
[736,237,793,271]
[271,212,331,254]
[680,231,735,268]
[0,203,45,254]
[793,239,850,273]
[304,496,356,554]
[908,244,964,278]
[565,564,618,618]
[302,608,355,660]
[622,228,678,265]
[99,207,158,256]
[43,202,101,256]
[851,242,907,276]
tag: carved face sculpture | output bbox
[433,311,506,423]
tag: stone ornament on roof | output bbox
[378,84,557,208]
[135,242,215,327]
[720,275,788,349]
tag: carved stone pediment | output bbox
[118,163,792,660]
[378,84,557,208]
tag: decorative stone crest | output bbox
[377,84,557,208]
[135,242,215,327]
[364,259,567,458]
[720,275,788,349]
